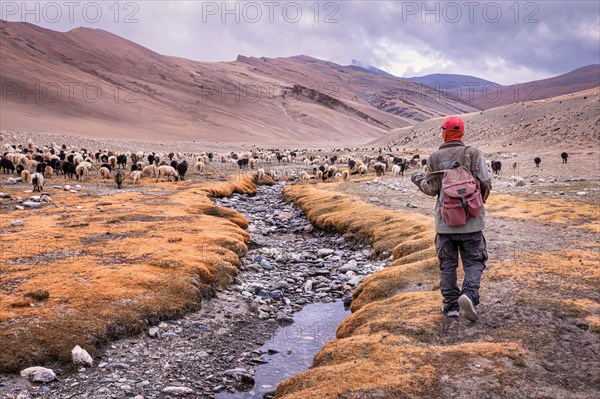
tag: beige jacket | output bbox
[413,141,492,234]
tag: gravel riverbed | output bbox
[0,182,388,399]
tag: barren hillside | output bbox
[0,21,479,146]
[373,88,600,153]
[470,65,600,110]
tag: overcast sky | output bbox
[2,1,599,84]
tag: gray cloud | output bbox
[1,1,598,84]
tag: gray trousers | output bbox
[435,231,488,312]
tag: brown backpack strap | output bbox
[427,146,472,176]
[459,146,469,167]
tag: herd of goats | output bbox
[0,138,570,192]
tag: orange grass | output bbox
[487,193,600,227]
[0,175,257,372]
[278,182,600,398]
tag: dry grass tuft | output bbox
[0,175,256,372]
[487,193,600,227]
[284,183,433,257]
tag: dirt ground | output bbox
[276,154,599,398]
[1,129,599,398]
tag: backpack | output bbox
[440,147,484,227]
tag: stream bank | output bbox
[0,182,386,399]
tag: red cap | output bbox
[441,116,464,131]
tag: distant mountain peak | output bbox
[348,60,395,77]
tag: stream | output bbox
[212,182,384,397]
[215,302,349,398]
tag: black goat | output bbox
[0,158,15,174]
[177,161,188,181]
[534,157,541,168]
[491,160,502,175]
[117,155,127,169]
[36,162,47,177]
[114,171,124,189]
[237,158,249,170]
[561,152,568,163]
[62,161,77,179]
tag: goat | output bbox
[491,161,502,175]
[31,173,44,192]
[114,171,124,189]
[176,161,188,181]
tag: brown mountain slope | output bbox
[470,65,600,110]
[0,21,478,146]
[372,88,600,152]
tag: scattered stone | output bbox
[105,362,130,370]
[213,385,225,392]
[0,192,10,198]
[260,260,274,270]
[304,280,313,292]
[161,386,195,396]
[22,201,41,208]
[258,311,270,320]
[406,202,418,208]
[20,366,56,383]
[340,260,358,272]
[348,275,364,286]
[7,178,17,185]
[224,368,248,378]
[515,178,526,186]
[148,327,160,338]
[369,196,380,203]
[72,345,93,367]
[11,220,24,226]
[276,311,293,324]
[272,280,290,290]
[317,248,334,257]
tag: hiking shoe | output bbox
[442,306,459,318]
[458,294,478,322]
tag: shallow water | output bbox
[216,301,350,398]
